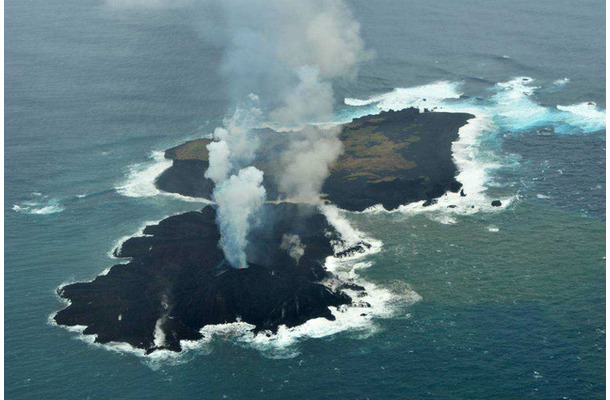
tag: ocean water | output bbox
[5,0,605,398]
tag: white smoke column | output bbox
[107,0,369,264]
[202,0,367,265]
[269,66,334,128]
[211,0,367,201]
[213,166,266,268]
[204,102,267,269]
[205,140,230,183]
[276,126,343,202]
[153,294,170,348]
[105,0,370,118]
[212,0,371,124]
[153,318,166,347]
[280,234,306,264]
[206,104,263,176]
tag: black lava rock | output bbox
[156,108,472,212]
[55,204,354,353]
[422,199,438,207]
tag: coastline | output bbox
[154,108,474,211]
[51,107,479,355]
[53,204,398,355]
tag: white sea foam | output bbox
[116,150,214,204]
[346,94,514,218]
[116,151,172,197]
[429,214,458,225]
[490,77,605,134]
[50,287,176,365]
[552,78,570,88]
[12,193,65,215]
[344,76,605,221]
[52,203,419,362]
[557,102,606,133]
[12,203,65,215]
[413,107,514,215]
[107,216,169,260]
[490,77,554,131]
[48,311,155,360]
[345,80,462,113]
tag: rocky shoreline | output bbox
[55,108,473,354]
[54,204,370,353]
[156,108,474,211]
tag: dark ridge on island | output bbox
[156,108,474,211]
[54,204,370,354]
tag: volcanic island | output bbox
[54,108,474,353]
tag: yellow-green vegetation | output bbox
[334,121,420,183]
[166,139,211,161]
[165,117,423,184]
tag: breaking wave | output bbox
[52,77,604,363]
[345,81,463,112]
[115,151,173,198]
[343,76,606,219]
[12,193,65,215]
[52,204,420,364]
[489,77,606,134]
[115,150,212,203]
[556,102,606,133]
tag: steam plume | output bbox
[205,102,267,268]
[216,0,370,125]
[108,0,369,267]
[205,140,230,183]
[280,234,306,264]
[204,0,367,266]
[213,166,266,268]
[269,66,334,127]
[276,126,343,202]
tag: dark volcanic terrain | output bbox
[55,108,472,354]
[156,108,473,211]
[54,204,367,353]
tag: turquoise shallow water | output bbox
[5,0,605,398]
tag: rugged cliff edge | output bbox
[54,204,369,353]
[156,108,474,211]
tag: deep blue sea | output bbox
[5,0,606,398]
